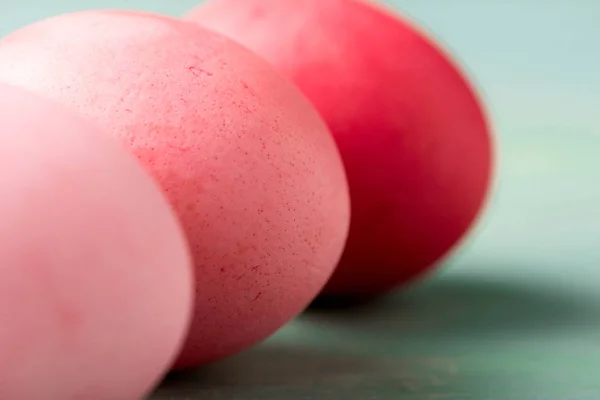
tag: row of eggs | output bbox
[0,1,493,399]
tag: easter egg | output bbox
[0,82,192,399]
[185,0,494,298]
[0,10,350,368]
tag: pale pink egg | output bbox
[0,82,193,399]
[0,10,350,368]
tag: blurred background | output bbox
[2,1,600,399]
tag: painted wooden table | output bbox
[3,1,600,399]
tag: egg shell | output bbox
[0,10,350,368]
[0,82,192,400]
[186,0,494,297]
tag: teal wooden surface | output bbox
[2,1,600,399]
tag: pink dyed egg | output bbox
[0,82,192,400]
[0,10,350,368]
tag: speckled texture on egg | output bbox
[0,82,192,399]
[0,10,350,368]
[186,0,494,297]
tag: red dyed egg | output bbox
[186,0,494,297]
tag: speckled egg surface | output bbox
[0,82,192,399]
[0,10,350,368]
